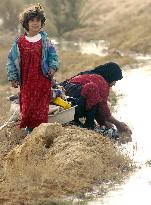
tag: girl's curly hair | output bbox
[19,4,46,31]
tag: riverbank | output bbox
[0,123,133,205]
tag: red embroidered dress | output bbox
[18,35,51,128]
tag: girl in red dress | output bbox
[7,4,59,134]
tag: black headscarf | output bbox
[79,62,123,84]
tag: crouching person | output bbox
[60,62,132,136]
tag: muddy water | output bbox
[87,60,151,204]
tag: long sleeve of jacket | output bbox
[100,93,111,119]
[41,32,59,75]
[95,88,111,126]
[47,39,59,71]
[6,38,20,82]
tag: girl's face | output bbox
[28,17,42,36]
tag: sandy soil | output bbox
[0,122,132,205]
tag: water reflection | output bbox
[133,53,151,60]
[78,41,108,56]
[52,38,108,56]
[87,167,151,205]
[114,65,151,162]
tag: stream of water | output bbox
[53,38,109,56]
[86,59,151,204]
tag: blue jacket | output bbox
[7,31,59,82]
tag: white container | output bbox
[8,102,76,124]
[48,106,76,124]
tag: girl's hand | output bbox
[11,80,19,88]
[47,69,55,78]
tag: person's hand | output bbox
[11,80,19,88]
[47,69,55,79]
[104,121,114,129]
[116,121,132,135]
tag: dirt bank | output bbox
[0,123,132,204]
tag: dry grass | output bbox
[0,48,9,85]
[80,0,151,27]
[0,85,11,124]
[0,123,133,204]
[65,0,151,54]
[56,50,136,83]
[56,51,101,82]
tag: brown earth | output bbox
[0,123,132,205]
